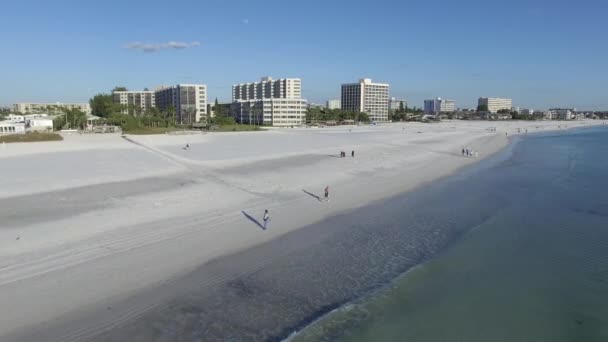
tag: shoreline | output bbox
[0,121,604,341]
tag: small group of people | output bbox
[462,146,478,158]
[262,185,330,229]
[340,150,355,158]
[183,144,190,150]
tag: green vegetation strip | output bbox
[0,132,63,143]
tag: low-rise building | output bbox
[231,98,308,127]
[549,108,577,120]
[13,103,91,115]
[0,122,26,135]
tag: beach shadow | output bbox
[302,189,322,202]
[241,211,265,230]
[326,154,342,159]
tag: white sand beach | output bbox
[0,120,602,341]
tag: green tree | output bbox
[113,86,128,92]
[477,104,489,112]
[90,94,121,118]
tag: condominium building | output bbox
[231,98,308,126]
[112,90,155,115]
[389,97,408,112]
[478,97,513,113]
[424,98,455,114]
[341,79,390,122]
[231,77,308,126]
[13,102,91,115]
[155,84,208,124]
[232,77,302,101]
[326,99,341,110]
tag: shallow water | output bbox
[294,127,608,341]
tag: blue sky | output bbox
[1,0,606,110]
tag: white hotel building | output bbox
[478,97,513,113]
[112,90,156,115]
[341,79,390,122]
[231,77,308,126]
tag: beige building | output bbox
[478,97,513,113]
[341,78,390,122]
[112,91,155,115]
[231,77,308,126]
[155,84,208,124]
[13,102,91,115]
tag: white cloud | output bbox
[125,41,201,53]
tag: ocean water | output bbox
[293,127,608,342]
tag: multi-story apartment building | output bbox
[326,99,341,110]
[232,77,301,101]
[112,90,155,115]
[13,102,92,115]
[231,77,308,126]
[389,97,408,112]
[155,84,208,124]
[478,97,513,113]
[341,79,390,122]
[424,98,455,114]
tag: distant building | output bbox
[326,99,341,110]
[341,78,390,122]
[389,97,407,112]
[155,84,208,124]
[478,97,512,113]
[13,103,91,115]
[112,90,156,115]
[549,108,577,120]
[424,98,455,114]
[231,77,308,126]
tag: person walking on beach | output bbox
[263,210,270,229]
[351,150,355,158]
[324,185,330,202]
[462,148,465,156]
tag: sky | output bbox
[0,0,606,110]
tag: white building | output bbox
[326,99,341,110]
[231,77,308,126]
[424,98,455,114]
[478,97,513,113]
[0,122,26,135]
[13,103,91,115]
[232,77,302,101]
[231,98,308,126]
[389,97,407,112]
[155,84,208,124]
[112,90,156,115]
[549,108,577,120]
[27,118,54,132]
[341,78,390,122]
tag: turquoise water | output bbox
[294,127,608,341]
